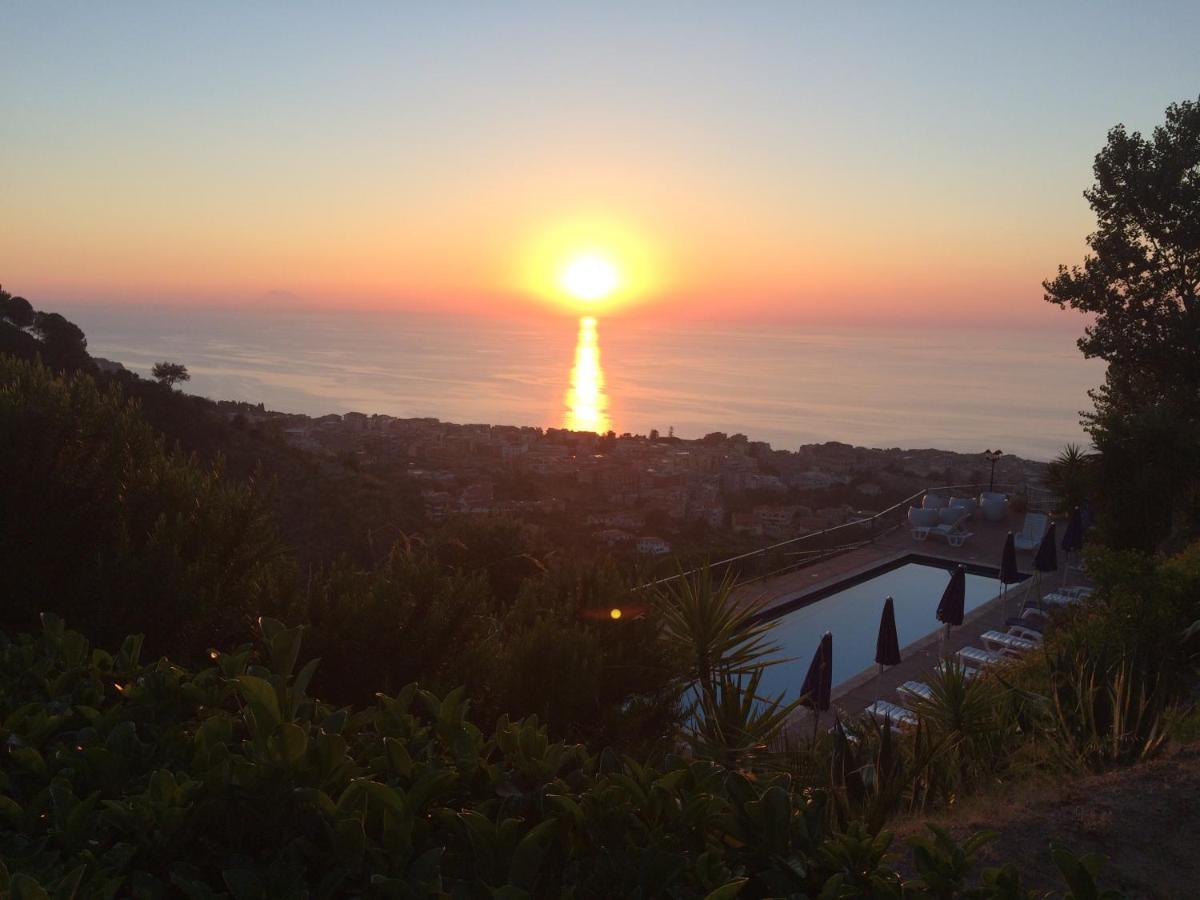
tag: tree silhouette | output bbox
[1045,96,1200,549]
[152,361,190,387]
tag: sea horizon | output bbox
[59,303,1103,462]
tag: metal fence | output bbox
[638,481,1046,593]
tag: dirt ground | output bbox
[890,744,1200,898]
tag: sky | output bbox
[3,2,1199,325]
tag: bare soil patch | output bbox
[891,744,1200,898]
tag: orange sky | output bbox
[4,5,1198,326]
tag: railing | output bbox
[637,481,1040,593]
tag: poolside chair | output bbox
[1013,512,1049,552]
[948,496,977,517]
[957,646,1003,668]
[1006,625,1043,644]
[1005,615,1044,635]
[864,700,917,729]
[1039,586,1093,608]
[936,660,979,680]
[897,680,933,702]
[908,506,941,540]
[979,495,1007,522]
[981,630,1036,654]
[926,513,973,548]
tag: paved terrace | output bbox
[728,509,1087,732]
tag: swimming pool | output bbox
[753,557,1010,700]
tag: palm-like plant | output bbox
[1045,443,1095,513]
[687,667,806,769]
[653,565,786,696]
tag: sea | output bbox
[59,305,1103,462]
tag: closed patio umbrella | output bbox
[999,531,1019,616]
[1027,521,1057,613]
[1061,506,1084,586]
[874,597,901,700]
[936,565,966,654]
[800,631,833,737]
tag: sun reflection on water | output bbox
[564,316,610,433]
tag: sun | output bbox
[560,253,620,303]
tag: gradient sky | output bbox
[3,2,1199,324]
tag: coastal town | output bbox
[217,400,1046,559]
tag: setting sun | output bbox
[561,254,620,303]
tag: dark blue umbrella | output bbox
[1028,521,1058,613]
[935,565,966,656]
[875,597,902,667]
[936,566,966,628]
[1062,506,1084,552]
[999,532,1019,615]
[1034,522,1058,573]
[800,631,833,726]
[1060,507,1085,586]
[999,532,1020,584]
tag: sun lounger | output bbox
[981,630,1036,653]
[1013,512,1049,552]
[897,680,933,702]
[1005,615,1044,634]
[864,700,917,729]
[926,521,973,547]
[1006,625,1042,644]
[1040,586,1092,607]
[936,660,979,680]
[957,646,1003,668]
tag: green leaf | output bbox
[268,722,309,766]
[703,879,749,900]
[235,675,281,731]
[508,818,559,890]
[9,873,50,900]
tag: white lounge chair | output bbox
[909,506,941,540]
[1006,625,1043,644]
[897,680,933,702]
[979,492,1007,522]
[936,660,979,680]
[981,630,1036,654]
[1014,513,1049,552]
[957,646,1003,668]
[926,517,973,548]
[948,496,977,517]
[864,700,917,729]
[1039,586,1093,608]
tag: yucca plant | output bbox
[686,666,807,769]
[908,660,1013,796]
[653,565,787,697]
[824,714,945,834]
[1016,648,1168,772]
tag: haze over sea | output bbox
[63,305,1102,462]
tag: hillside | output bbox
[894,744,1200,897]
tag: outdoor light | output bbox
[609,608,622,620]
[984,449,1004,492]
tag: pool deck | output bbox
[729,510,1087,732]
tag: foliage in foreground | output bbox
[0,616,1115,899]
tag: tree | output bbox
[153,361,191,387]
[0,287,34,327]
[1045,97,1200,549]
[31,310,90,371]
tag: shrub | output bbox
[0,616,1112,897]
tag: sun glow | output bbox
[516,218,662,313]
[561,254,619,302]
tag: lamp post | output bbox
[984,449,1003,492]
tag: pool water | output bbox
[754,560,1003,700]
